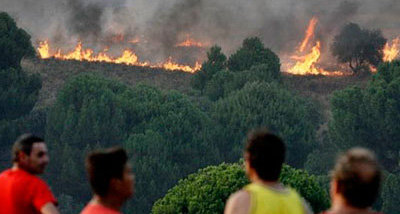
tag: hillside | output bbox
[22,58,193,108]
[22,57,371,138]
[23,58,370,110]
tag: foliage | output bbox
[203,70,234,101]
[123,91,220,213]
[211,81,321,167]
[331,23,386,73]
[191,46,227,93]
[152,162,330,214]
[45,74,220,213]
[204,63,282,101]
[0,12,35,69]
[227,37,280,72]
[0,68,42,121]
[329,61,400,171]
[304,148,337,175]
[381,173,400,214]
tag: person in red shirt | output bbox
[321,148,382,214]
[81,147,134,214]
[0,134,59,214]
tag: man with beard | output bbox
[0,134,59,214]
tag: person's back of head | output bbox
[86,147,133,200]
[332,147,381,209]
[245,128,286,181]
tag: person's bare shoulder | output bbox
[224,190,251,214]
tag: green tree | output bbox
[331,23,386,73]
[0,12,35,69]
[211,81,321,167]
[191,46,227,93]
[329,61,400,171]
[123,91,220,213]
[204,63,282,101]
[46,73,221,214]
[152,162,330,214]
[0,68,42,120]
[381,173,400,214]
[227,37,280,72]
[203,70,234,101]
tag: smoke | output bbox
[1,0,400,62]
[65,0,105,42]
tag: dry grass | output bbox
[22,58,193,108]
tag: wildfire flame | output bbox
[37,40,201,73]
[383,37,400,62]
[288,42,344,76]
[176,35,209,48]
[299,17,318,52]
[38,41,51,59]
[161,57,202,72]
[284,17,347,76]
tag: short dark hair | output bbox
[245,128,286,181]
[12,134,44,162]
[86,147,128,197]
[332,148,381,208]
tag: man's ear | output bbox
[331,179,339,194]
[18,151,29,162]
[109,177,122,190]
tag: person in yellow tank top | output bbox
[224,129,312,214]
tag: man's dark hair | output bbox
[332,148,381,208]
[245,128,286,181]
[86,147,128,197]
[12,134,44,162]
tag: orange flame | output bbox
[299,17,318,52]
[160,57,201,73]
[176,35,209,48]
[383,37,400,62]
[37,40,51,59]
[284,17,347,76]
[129,38,140,44]
[287,41,345,76]
[37,40,200,72]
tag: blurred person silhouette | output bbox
[81,147,134,214]
[224,128,312,214]
[0,134,59,214]
[321,148,382,214]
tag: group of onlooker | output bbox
[0,130,384,214]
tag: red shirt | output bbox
[0,168,57,214]
[80,203,121,214]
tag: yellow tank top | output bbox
[244,183,305,214]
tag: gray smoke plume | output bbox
[66,0,105,42]
[1,0,400,63]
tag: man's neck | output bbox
[330,196,371,214]
[92,195,123,212]
[12,164,32,174]
[251,176,284,190]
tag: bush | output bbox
[152,162,330,213]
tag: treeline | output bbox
[1,11,400,214]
